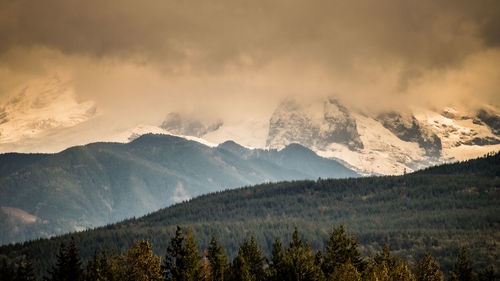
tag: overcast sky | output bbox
[1,0,499,134]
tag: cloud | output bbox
[172,182,190,203]
[0,0,498,135]
[2,0,498,67]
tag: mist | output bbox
[0,0,499,150]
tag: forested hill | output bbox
[0,134,357,245]
[0,152,498,278]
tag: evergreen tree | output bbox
[45,237,84,281]
[328,261,360,281]
[229,251,251,281]
[239,236,266,281]
[268,238,285,281]
[207,235,229,281]
[370,243,415,281]
[85,250,113,281]
[414,252,442,281]
[14,258,36,281]
[477,266,496,281]
[182,227,204,281]
[45,242,68,281]
[67,237,84,281]
[374,244,398,270]
[314,250,323,270]
[45,238,83,281]
[108,250,127,281]
[322,225,364,276]
[364,261,390,281]
[390,260,415,281]
[282,228,322,281]
[163,226,185,281]
[163,226,204,281]
[85,251,103,281]
[0,259,15,281]
[448,248,475,281]
[124,240,162,281]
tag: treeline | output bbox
[1,153,498,278]
[1,225,496,281]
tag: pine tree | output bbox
[374,244,397,270]
[85,251,104,281]
[477,266,496,281]
[370,243,415,281]
[448,248,475,281]
[314,250,323,269]
[0,259,15,281]
[364,261,390,281]
[45,242,68,281]
[109,250,127,281]
[85,250,114,281]
[14,258,36,281]
[66,237,84,281]
[328,260,360,281]
[124,240,162,281]
[207,235,229,281]
[163,226,185,281]
[390,260,415,281]
[239,236,266,281]
[45,238,83,281]
[269,238,284,281]
[182,227,204,281]
[414,252,442,281]
[322,225,364,276]
[282,228,322,281]
[229,251,252,281]
[163,226,204,281]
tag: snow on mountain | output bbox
[476,107,500,136]
[315,113,432,175]
[414,108,500,161]
[196,117,268,149]
[160,112,223,138]
[108,124,218,147]
[142,99,499,176]
[266,99,363,151]
[1,81,498,176]
[0,78,96,145]
[376,112,442,157]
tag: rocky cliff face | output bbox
[376,112,442,157]
[266,99,363,151]
[264,99,500,175]
[161,112,223,138]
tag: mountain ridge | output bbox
[1,152,498,278]
[0,133,357,245]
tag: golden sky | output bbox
[0,0,499,141]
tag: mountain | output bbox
[0,78,97,148]
[266,99,364,151]
[1,152,498,278]
[148,100,500,176]
[2,83,498,176]
[265,99,500,175]
[0,134,357,245]
[160,112,223,138]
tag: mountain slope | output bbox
[1,152,498,278]
[0,134,357,245]
[157,100,500,176]
[258,100,500,175]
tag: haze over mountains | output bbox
[1,80,498,246]
[1,81,499,176]
[125,100,500,175]
[0,134,356,245]
[1,2,499,279]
